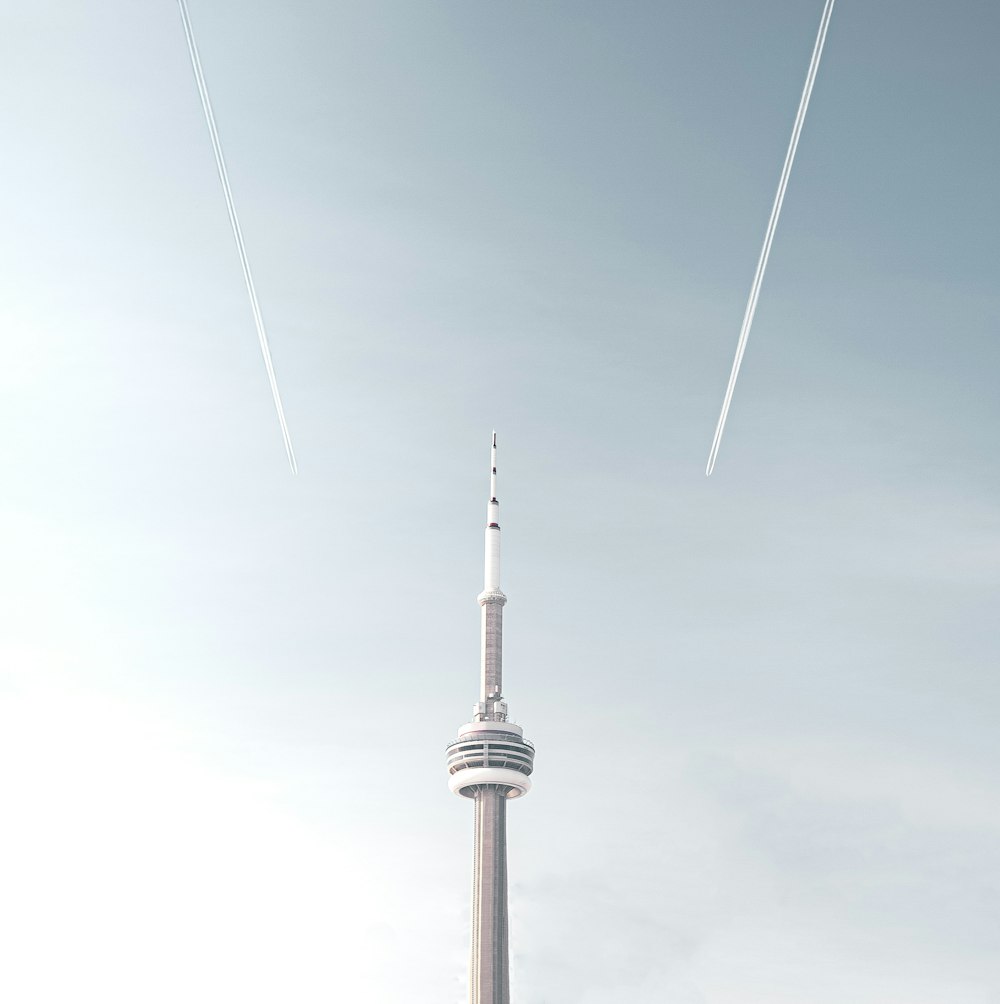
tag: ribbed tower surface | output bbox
[446,435,534,1004]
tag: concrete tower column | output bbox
[470,789,509,1004]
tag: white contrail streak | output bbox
[706,0,836,476]
[177,0,298,474]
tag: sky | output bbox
[2,1,999,1001]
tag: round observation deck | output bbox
[446,724,534,799]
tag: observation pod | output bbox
[447,721,534,799]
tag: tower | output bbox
[446,434,535,1004]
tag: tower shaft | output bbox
[470,789,509,1004]
[447,434,534,1004]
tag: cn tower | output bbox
[446,434,535,1004]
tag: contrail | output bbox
[706,0,836,476]
[177,0,298,474]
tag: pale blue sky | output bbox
[2,2,999,1002]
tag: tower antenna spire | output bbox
[485,431,501,595]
